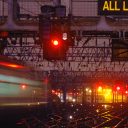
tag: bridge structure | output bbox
[0,0,128,90]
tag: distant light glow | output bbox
[89,90,92,93]
[52,90,55,94]
[33,90,36,94]
[21,84,27,90]
[104,104,107,109]
[86,88,89,92]
[96,109,99,113]
[69,115,73,119]
[27,104,30,106]
[71,104,74,107]
[98,86,102,92]
[72,98,76,102]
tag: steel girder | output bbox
[1,31,127,87]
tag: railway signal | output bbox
[39,5,73,60]
[39,17,71,60]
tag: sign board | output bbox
[98,0,128,15]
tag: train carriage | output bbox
[0,55,49,107]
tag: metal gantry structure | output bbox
[0,0,128,89]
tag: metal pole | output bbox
[117,92,118,103]
[91,88,94,105]
[2,0,4,18]
[62,85,66,103]
[69,0,72,16]
[113,92,114,103]
[122,91,123,104]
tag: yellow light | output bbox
[89,90,92,93]
[98,86,102,92]
[104,104,107,109]
[96,109,99,113]
[86,88,89,92]
[103,88,112,103]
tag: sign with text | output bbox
[98,0,128,15]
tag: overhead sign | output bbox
[98,0,128,15]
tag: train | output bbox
[0,55,51,107]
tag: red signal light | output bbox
[116,86,120,91]
[0,62,24,69]
[125,91,128,94]
[52,39,59,46]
